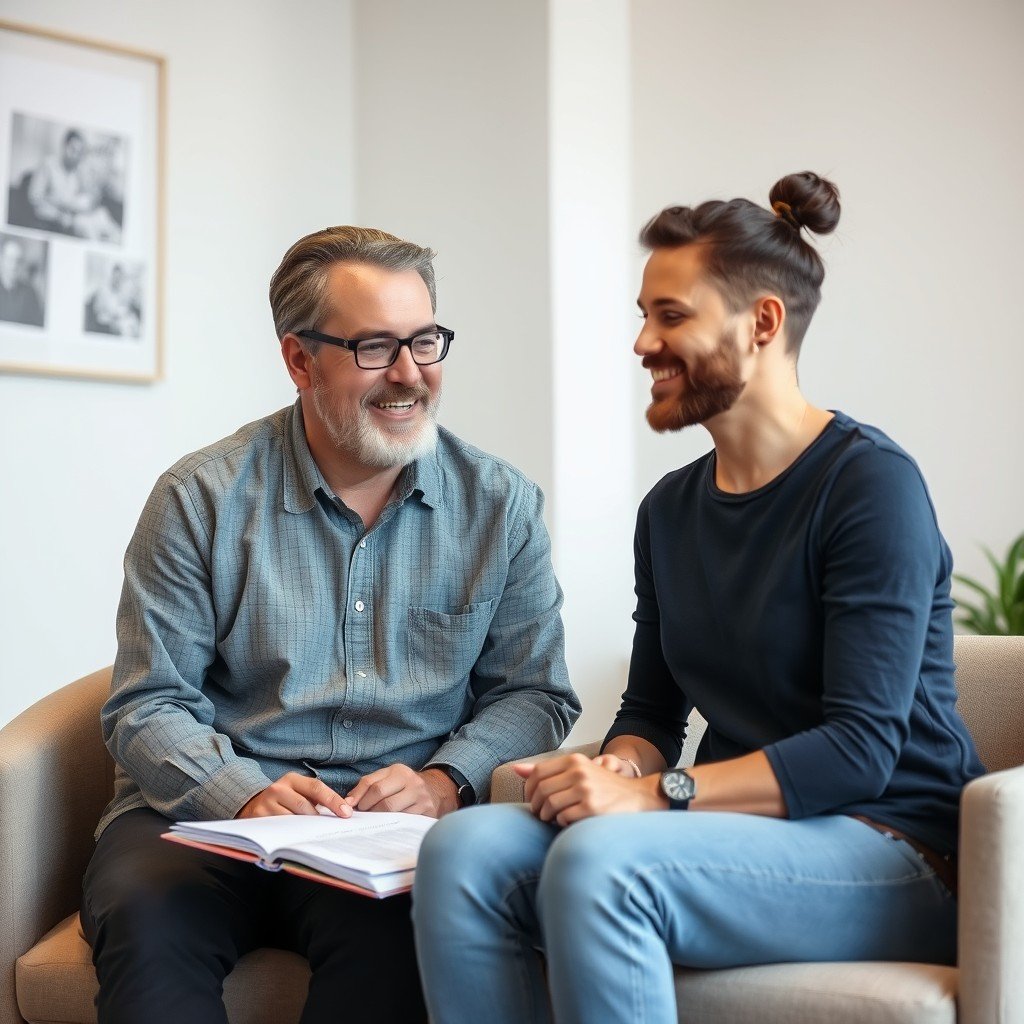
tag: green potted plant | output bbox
[954,532,1024,635]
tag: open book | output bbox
[162,810,436,898]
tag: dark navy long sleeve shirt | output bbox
[605,412,984,856]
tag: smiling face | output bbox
[301,262,442,470]
[635,245,748,432]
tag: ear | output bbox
[751,295,785,351]
[281,333,314,391]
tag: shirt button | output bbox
[359,539,367,548]
[343,719,353,729]
[356,670,367,678]
[354,600,365,612]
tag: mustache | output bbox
[363,382,432,407]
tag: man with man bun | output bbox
[412,172,984,1024]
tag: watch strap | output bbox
[660,768,696,810]
[429,763,476,807]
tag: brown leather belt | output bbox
[850,815,957,897]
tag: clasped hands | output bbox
[236,765,458,820]
[237,754,666,825]
[514,752,667,826]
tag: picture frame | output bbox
[0,19,164,383]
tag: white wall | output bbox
[352,1,638,743]
[0,0,354,725]
[352,0,555,501]
[630,0,1024,591]
[2,0,1018,731]
[548,1,636,741]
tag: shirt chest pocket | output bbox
[406,598,499,702]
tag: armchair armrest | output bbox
[957,762,1024,1024]
[0,668,113,1023]
[490,742,601,804]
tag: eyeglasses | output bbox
[296,326,454,369]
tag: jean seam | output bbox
[622,860,928,890]
[613,856,940,1018]
[501,872,546,1024]
[620,874,676,1023]
[859,828,956,899]
[629,907,645,1024]
[889,839,954,899]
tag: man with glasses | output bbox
[81,226,580,1024]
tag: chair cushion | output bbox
[16,913,311,1024]
[16,915,958,1024]
[675,961,958,1024]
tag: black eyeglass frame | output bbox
[295,325,454,368]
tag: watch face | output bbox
[661,770,696,802]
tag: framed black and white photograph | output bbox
[0,229,47,328]
[7,112,128,244]
[0,20,163,382]
[83,252,144,339]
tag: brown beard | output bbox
[646,332,745,432]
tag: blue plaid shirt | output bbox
[97,401,579,835]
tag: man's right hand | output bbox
[236,772,352,819]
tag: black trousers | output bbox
[81,809,427,1024]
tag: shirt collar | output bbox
[283,399,440,513]
[283,399,327,514]
[399,443,440,509]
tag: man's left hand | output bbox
[514,753,666,825]
[345,765,459,818]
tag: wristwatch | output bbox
[659,768,696,810]
[432,764,477,807]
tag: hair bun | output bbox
[769,172,840,235]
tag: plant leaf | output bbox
[981,546,1011,625]
[954,612,980,635]
[1009,594,1024,635]
[1010,534,1024,625]
[1008,532,1024,564]
[958,616,1000,636]
[956,534,1024,634]
[955,585,1003,631]
[954,574,995,601]
[956,603,1000,634]
[999,538,1022,619]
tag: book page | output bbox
[284,818,433,876]
[169,811,434,865]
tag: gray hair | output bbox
[269,226,436,352]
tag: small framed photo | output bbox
[0,20,164,383]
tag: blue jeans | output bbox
[412,805,956,1024]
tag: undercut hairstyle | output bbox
[269,226,437,353]
[639,171,841,352]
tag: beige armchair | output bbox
[1,635,1021,1024]
[491,634,1024,1024]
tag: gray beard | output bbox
[310,373,440,469]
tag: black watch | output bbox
[659,768,696,810]
[433,764,476,807]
